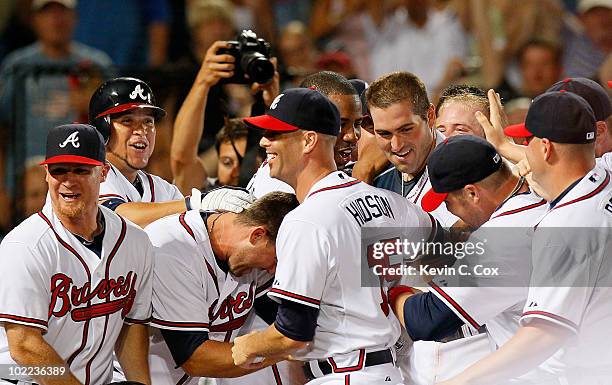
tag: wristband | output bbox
[388,285,416,309]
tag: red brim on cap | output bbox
[421,188,448,212]
[243,114,299,132]
[40,155,104,166]
[503,123,533,138]
[95,103,166,119]
[608,81,612,89]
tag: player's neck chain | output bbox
[496,176,526,212]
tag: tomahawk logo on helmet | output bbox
[88,77,166,143]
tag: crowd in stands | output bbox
[0,0,610,236]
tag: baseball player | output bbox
[388,135,548,384]
[482,77,612,165]
[0,124,153,385]
[366,71,458,228]
[438,92,612,385]
[88,77,252,228]
[230,88,440,385]
[88,77,253,384]
[246,71,362,198]
[147,192,300,385]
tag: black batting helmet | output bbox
[88,77,166,143]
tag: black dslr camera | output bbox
[218,30,274,85]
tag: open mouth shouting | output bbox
[335,145,355,167]
[129,140,148,152]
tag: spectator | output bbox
[278,21,318,88]
[311,0,387,80]
[173,0,236,178]
[0,0,111,188]
[74,0,171,67]
[435,84,490,138]
[495,39,563,102]
[16,156,47,221]
[369,0,468,92]
[563,0,611,78]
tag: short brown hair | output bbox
[366,72,430,120]
[235,192,299,242]
[215,118,248,152]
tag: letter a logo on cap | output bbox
[130,84,151,103]
[270,94,284,110]
[59,131,80,148]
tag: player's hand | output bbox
[232,334,261,368]
[196,41,236,88]
[195,186,255,213]
[512,158,546,198]
[251,57,280,107]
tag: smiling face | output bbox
[259,130,305,186]
[106,109,156,175]
[329,94,362,168]
[370,100,435,175]
[46,163,108,219]
[436,101,485,138]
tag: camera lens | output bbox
[241,52,274,84]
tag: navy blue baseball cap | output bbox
[421,135,503,212]
[547,78,611,121]
[519,91,596,144]
[41,124,106,166]
[243,88,340,136]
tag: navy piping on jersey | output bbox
[271,364,283,385]
[151,318,210,329]
[178,212,196,241]
[0,313,47,328]
[145,172,156,202]
[522,310,579,332]
[307,177,361,198]
[429,282,481,329]
[491,198,547,220]
[548,176,584,208]
[551,170,610,209]
[204,259,220,296]
[269,288,321,306]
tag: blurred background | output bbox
[0,0,610,235]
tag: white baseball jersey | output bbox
[100,163,183,203]
[596,152,612,171]
[0,203,153,385]
[431,188,547,348]
[147,210,291,385]
[374,133,459,228]
[520,166,612,383]
[246,160,294,199]
[98,162,185,383]
[401,188,547,385]
[269,171,433,363]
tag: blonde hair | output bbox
[186,0,234,32]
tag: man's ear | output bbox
[303,131,319,154]
[100,162,111,182]
[249,226,267,245]
[463,184,480,204]
[427,103,436,130]
[541,138,552,162]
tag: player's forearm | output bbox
[240,324,308,360]
[183,339,277,378]
[5,324,82,385]
[115,324,151,385]
[439,320,572,385]
[170,78,211,172]
[115,200,186,227]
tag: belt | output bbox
[303,349,394,380]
